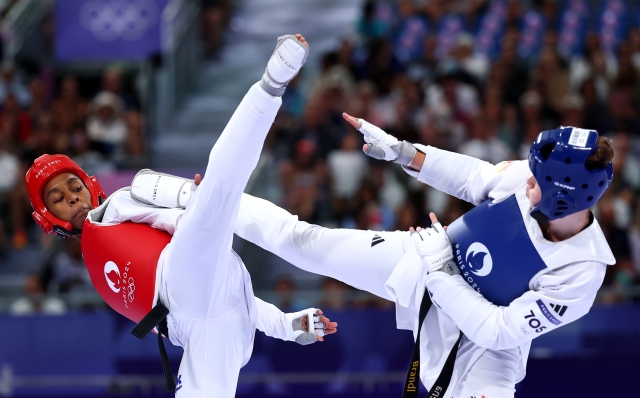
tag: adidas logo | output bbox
[549,303,567,317]
[371,235,385,247]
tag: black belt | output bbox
[402,289,464,398]
[131,303,175,391]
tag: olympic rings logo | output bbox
[127,277,135,302]
[79,0,160,42]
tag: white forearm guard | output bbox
[130,169,194,209]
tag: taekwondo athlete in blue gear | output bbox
[228,118,616,398]
[528,127,613,222]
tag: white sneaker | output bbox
[130,169,194,209]
[259,34,309,97]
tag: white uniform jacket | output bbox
[95,188,302,351]
[385,144,615,392]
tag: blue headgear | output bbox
[528,126,613,222]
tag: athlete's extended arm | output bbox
[254,297,337,343]
[410,213,607,350]
[423,262,605,350]
[343,114,517,205]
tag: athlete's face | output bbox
[526,175,542,207]
[43,172,92,230]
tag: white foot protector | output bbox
[130,169,194,209]
[285,308,326,345]
[259,34,309,97]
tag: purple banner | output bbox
[55,0,171,62]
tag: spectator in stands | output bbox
[201,0,232,57]
[559,93,584,128]
[580,78,613,134]
[392,0,428,66]
[500,41,529,106]
[345,80,385,128]
[356,0,388,45]
[20,112,55,162]
[27,77,48,122]
[362,38,400,95]
[99,67,147,162]
[86,91,127,159]
[495,104,519,151]
[597,198,634,287]
[393,201,419,231]
[69,124,114,177]
[629,202,640,276]
[272,276,309,312]
[0,93,32,144]
[537,47,570,116]
[458,110,512,164]
[0,133,18,195]
[630,27,640,70]
[51,76,87,133]
[327,132,368,202]
[449,33,489,84]
[611,131,640,192]
[100,67,137,111]
[343,180,394,231]
[10,274,66,315]
[49,239,92,293]
[0,132,17,254]
[425,66,479,130]
[0,61,31,107]
[279,139,328,223]
[320,278,349,310]
[569,37,616,102]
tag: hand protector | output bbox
[285,308,327,345]
[357,119,417,166]
[410,223,456,274]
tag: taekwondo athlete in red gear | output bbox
[25,34,337,398]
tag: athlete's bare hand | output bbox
[293,33,309,49]
[409,212,448,233]
[343,112,372,153]
[194,174,201,185]
[342,112,362,129]
[316,309,337,342]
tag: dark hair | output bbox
[585,136,614,170]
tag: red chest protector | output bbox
[81,220,171,323]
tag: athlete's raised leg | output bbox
[158,36,309,397]
[163,35,309,319]
[235,193,413,300]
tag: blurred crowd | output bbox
[5,0,640,315]
[0,0,233,315]
[0,64,147,252]
[264,0,640,310]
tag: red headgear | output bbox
[25,154,106,237]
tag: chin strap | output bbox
[53,225,83,239]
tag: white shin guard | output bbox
[130,169,194,209]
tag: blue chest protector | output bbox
[447,194,546,306]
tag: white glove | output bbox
[284,308,327,345]
[410,223,458,275]
[357,119,417,166]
